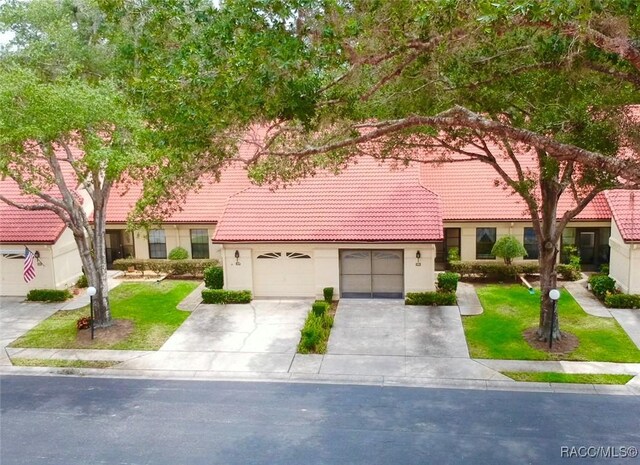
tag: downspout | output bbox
[220,244,227,289]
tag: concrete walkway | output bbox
[564,280,612,318]
[2,282,640,396]
[456,282,483,315]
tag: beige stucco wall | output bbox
[220,243,436,299]
[0,228,82,296]
[609,221,640,294]
[444,220,611,262]
[107,224,221,261]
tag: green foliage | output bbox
[323,287,334,303]
[112,259,218,277]
[12,281,196,350]
[447,247,460,262]
[75,274,88,288]
[405,292,457,306]
[588,274,616,299]
[490,235,528,265]
[562,245,581,270]
[556,264,582,281]
[168,247,189,260]
[203,266,224,289]
[26,289,72,302]
[201,289,252,304]
[466,285,640,362]
[450,261,540,280]
[437,272,460,293]
[600,264,610,275]
[605,294,640,309]
[312,300,329,316]
[298,311,334,354]
[502,372,633,385]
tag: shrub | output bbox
[588,274,616,299]
[26,289,72,302]
[556,264,582,281]
[491,235,528,265]
[437,272,460,293]
[605,294,640,309]
[449,261,539,280]
[203,266,224,289]
[76,316,91,330]
[168,246,189,260]
[447,247,460,262]
[76,274,88,288]
[312,300,329,316]
[562,244,581,271]
[298,311,334,354]
[405,292,457,306]
[323,287,334,303]
[201,289,251,304]
[113,258,218,277]
[600,264,610,275]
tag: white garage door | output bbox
[252,251,314,297]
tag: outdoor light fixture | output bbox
[87,286,97,340]
[415,250,421,266]
[235,250,240,265]
[548,288,561,349]
[34,250,40,259]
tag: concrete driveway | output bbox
[328,299,469,358]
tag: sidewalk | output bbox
[2,281,640,396]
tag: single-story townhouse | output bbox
[606,190,640,294]
[213,157,443,299]
[0,156,84,296]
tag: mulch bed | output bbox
[76,319,134,347]
[523,327,579,355]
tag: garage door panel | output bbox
[340,249,403,299]
[253,251,314,297]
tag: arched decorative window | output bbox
[256,252,282,259]
[286,252,311,259]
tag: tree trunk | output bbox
[537,243,561,341]
[90,194,112,327]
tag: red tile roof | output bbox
[214,157,443,242]
[606,190,640,242]
[106,164,252,223]
[419,146,611,221]
[0,147,82,244]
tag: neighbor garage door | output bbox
[252,251,315,297]
[340,249,403,298]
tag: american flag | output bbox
[23,248,36,283]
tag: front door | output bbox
[340,249,404,298]
[105,230,124,269]
[578,230,597,266]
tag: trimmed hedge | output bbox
[312,300,329,316]
[201,289,252,304]
[557,264,581,281]
[405,291,457,306]
[26,289,72,302]
[437,272,460,293]
[204,266,224,289]
[605,294,640,309]
[450,261,539,280]
[588,274,616,299]
[113,258,218,277]
[323,287,334,303]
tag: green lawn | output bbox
[10,280,197,351]
[463,284,640,362]
[11,358,116,369]
[502,372,634,385]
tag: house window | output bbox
[190,229,209,259]
[476,228,496,260]
[523,227,539,260]
[148,229,167,259]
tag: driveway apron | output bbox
[327,299,470,358]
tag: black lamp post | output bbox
[87,286,97,340]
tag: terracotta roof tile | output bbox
[214,157,443,242]
[606,190,640,242]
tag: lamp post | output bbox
[548,288,560,349]
[87,286,97,340]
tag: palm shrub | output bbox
[491,235,527,265]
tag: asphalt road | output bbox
[1,375,639,465]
